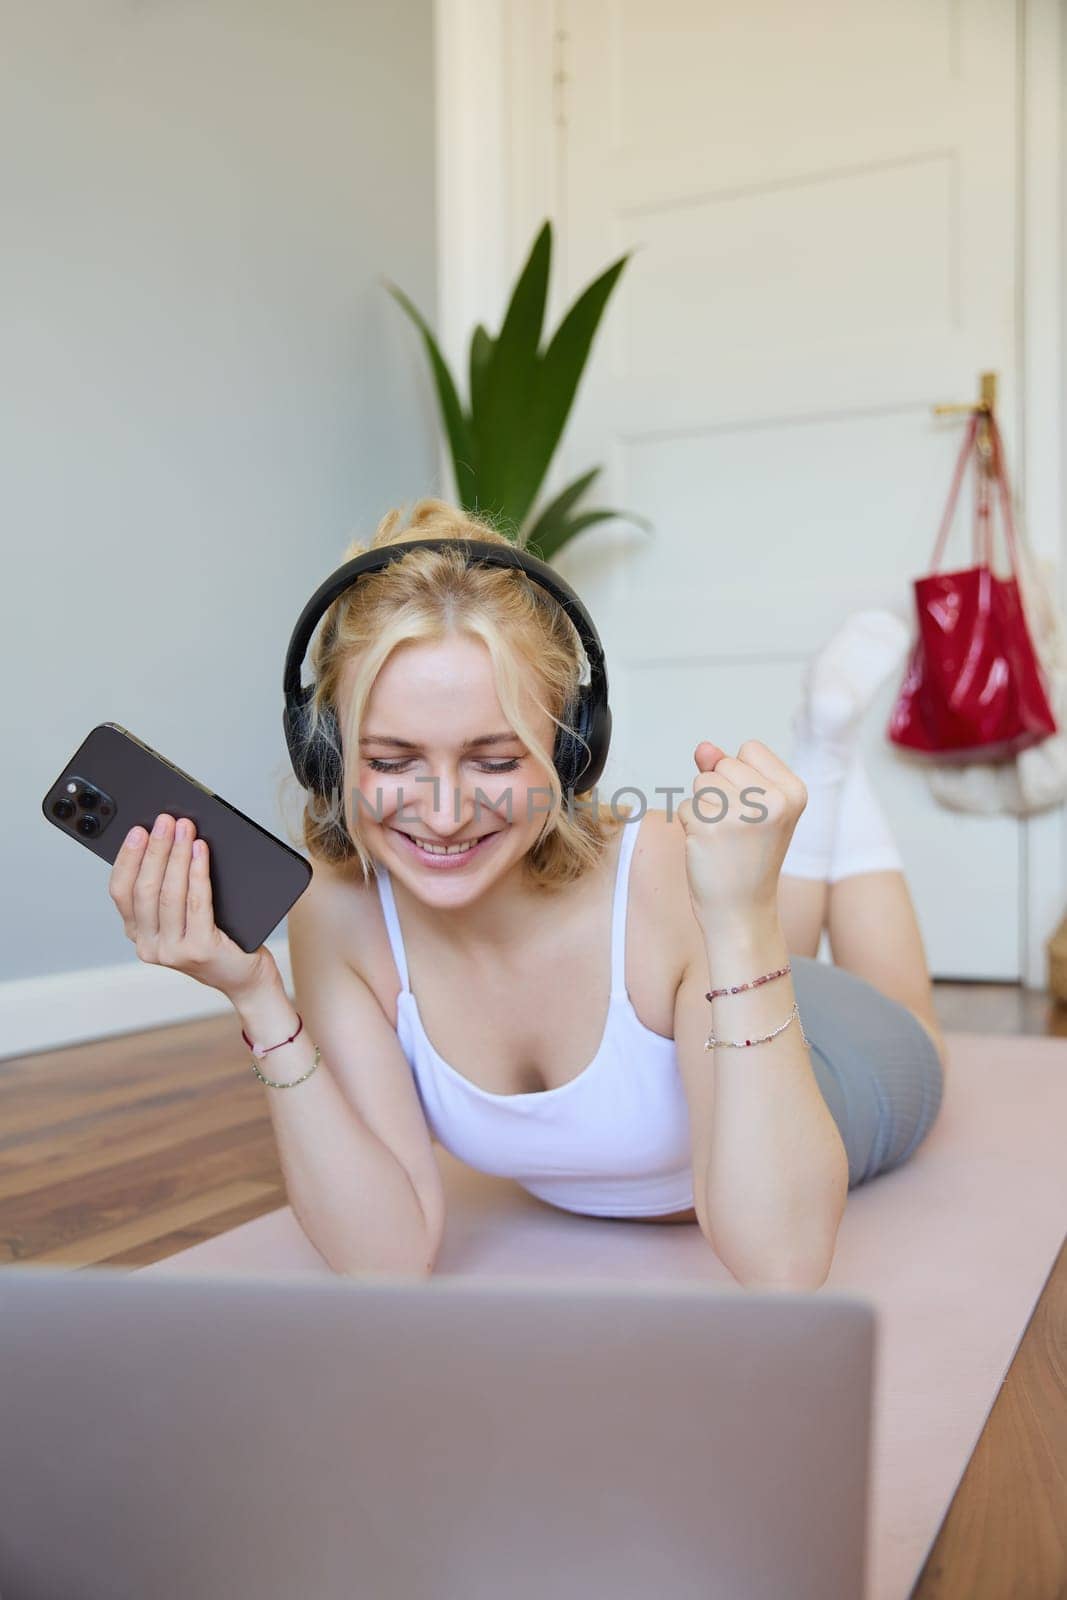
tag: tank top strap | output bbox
[610,813,642,998]
[374,867,411,994]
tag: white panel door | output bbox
[550,0,1021,979]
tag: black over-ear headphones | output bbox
[282,538,613,799]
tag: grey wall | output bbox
[1,1,439,982]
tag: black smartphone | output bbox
[41,723,313,953]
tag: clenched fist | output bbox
[677,739,807,929]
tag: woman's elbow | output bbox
[702,1225,836,1293]
[737,1256,833,1293]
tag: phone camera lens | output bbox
[98,800,113,816]
[76,786,101,810]
[52,797,75,821]
[77,814,102,837]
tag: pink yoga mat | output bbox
[143,1030,1067,1600]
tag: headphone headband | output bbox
[282,537,612,797]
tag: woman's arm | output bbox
[674,908,848,1291]
[107,813,442,1278]
[232,951,442,1279]
[250,874,446,1277]
[675,738,849,1291]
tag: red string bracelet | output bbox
[241,1013,304,1056]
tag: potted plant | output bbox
[384,219,648,560]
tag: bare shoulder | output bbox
[286,854,378,977]
[629,806,705,990]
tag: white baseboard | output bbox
[0,938,292,1062]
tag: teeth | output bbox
[413,836,482,856]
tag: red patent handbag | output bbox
[887,410,1058,764]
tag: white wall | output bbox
[0,1,439,987]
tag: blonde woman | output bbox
[107,500,946,1290]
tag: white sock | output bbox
[781,609,911,881]
[828,748,904,882]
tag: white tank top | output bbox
[374,814,696,1218]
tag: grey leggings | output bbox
[790,955,945,1188]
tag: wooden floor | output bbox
[1,979,1064,1598]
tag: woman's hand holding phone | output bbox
[108,812,275,1000]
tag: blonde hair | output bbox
[285,497,631,889]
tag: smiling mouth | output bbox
[387,827,506,868]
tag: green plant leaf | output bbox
[472,224,554,526]
[526,505,650,563]
[474,241,631,531]
[492,220,551,381]
[469,324,493,426]
[383,277,479,509]
[522,467,602,551]
[530,253,630,477]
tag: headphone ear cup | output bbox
[554,689,611,793]
[284,687,343,798]
[581,697,612,792]
[282,686,314,789]
[307,707,343,798]
[553,725,585,793]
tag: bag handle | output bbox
[986,413,1024,577]
[975,425,993,568]
[928,412,980,572]
[928,409,1023,577]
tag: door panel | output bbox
[553,0,1021,978]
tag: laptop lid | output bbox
[0,1266,876,1599]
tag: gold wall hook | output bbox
[933,372,998,473]
[933,370,998,418]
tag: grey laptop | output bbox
[0,1266,876,1599]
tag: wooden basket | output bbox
[1047,911,1067,1003]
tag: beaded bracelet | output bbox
[704,1003,809,1052]
[250,1044,321,1090]
[706,963,791,1002]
